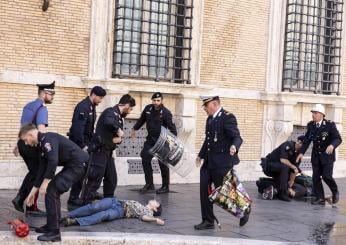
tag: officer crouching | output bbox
[260,136,304,202]
[20,124,89,242]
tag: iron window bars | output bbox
[113,0,193,84]
[283,0,343,94]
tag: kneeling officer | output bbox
[20,124,89,242]
[260,136,304,202]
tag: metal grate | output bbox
[113,0,193,84]
[127,159,160,174]
[282,0,343,94]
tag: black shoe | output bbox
[332,191,339,204]
[239,206,251,227]
[278,193,291,202]
[194,221,215,230]
[37,231,61,242]
[26,207,47,217]
[94,191,104,200]
[156,185,169,194]
[35,224,49,234]
[311,198,325,205]
[139,184,155,193]
[60,217,78,227]
[11,194,24,213]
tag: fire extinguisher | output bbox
[7,219,30,237]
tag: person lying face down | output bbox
[61,197,164,226]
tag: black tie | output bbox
[316,123,320,128]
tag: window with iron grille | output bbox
[282,0,343,94]
[112,0,193,84]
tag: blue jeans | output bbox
[68,197,125,226]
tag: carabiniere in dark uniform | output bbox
[68,96,96,149]
[300,118,342,204]
[133,100,177,194]
[37,132,89,241]
[81,105,124,204]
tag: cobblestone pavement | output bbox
[2,179,346,244]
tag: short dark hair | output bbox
[90,86,107,97]
[297,135,305,142]
[153,204,162,217]
[18,123,37,137]
[118,94,136,107]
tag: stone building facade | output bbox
[0,0,345,188]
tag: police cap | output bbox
[91,86,106,97]
[37,81,55,94]
[151,92,163,100]
[200,95,219,105]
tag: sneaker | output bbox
[261,185,274,200]
[60,217,78,227]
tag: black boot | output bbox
[239,206,251,227]
[35,224,49,233]
[194,221,215,230]
[11,194,25,213]
[67,199,84,211]
[332,191,339,204]
[139,183,155,193]
[278,191,291,202]
[156,185,169,194]
[37,231,61,242]
[311,197,325,205]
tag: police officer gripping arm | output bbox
[20,124,89,242]
[296,104,342,205]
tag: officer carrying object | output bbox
[149,126,193,177]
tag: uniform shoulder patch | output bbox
[44,142,52,152]
[286,145,290,150]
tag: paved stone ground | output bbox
[2,179,346,244]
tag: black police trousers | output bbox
[200,165,230,223]
[69,153,114,203]
[311,153,338,199]
[17,140,40,199]
[263,160,290,193]
[141,140,169,186]
[82,148,117,204]
[46,165,85,231]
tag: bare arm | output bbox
[141,215,165,225]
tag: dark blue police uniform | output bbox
[68,96,96,148]
[261,140,297,197]
[198,108,242,225]
[81,106,124,204]
[133,104,177,191]
[68,97,96,204]
[37,132,88,234]
[301,119,342,203]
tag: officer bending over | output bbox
[260,136,304,202]
[20,124,89,242]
